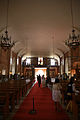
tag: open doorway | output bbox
[35,68,47,81]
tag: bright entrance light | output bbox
[37,70,44,76]
[35,68,47,81]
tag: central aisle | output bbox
[12,83,70,120]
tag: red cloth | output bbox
[12,83,70,120]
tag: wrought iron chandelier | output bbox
[65,29,80,48]
[0,0,15,49]
[65,0,80,48]
[0,29,15,48]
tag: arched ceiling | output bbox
[0,0,80,58]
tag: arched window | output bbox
[50,58,58,66]
[51,59,55,66]
[38,57,43,65]
[10,57,12,65]
[17,57,19,65]
[26,58,31,65]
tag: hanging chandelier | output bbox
[0,29,15,48]
[0,0,15,49]
[65,0,80,48]
[65,29,80,48]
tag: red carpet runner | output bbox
[12,83,70,120]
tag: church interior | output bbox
[0,0,80,120]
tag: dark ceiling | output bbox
[0,0,80,59]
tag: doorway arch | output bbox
[35,67,47,81]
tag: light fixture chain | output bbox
[70,0,74,28]
[6,0,9,30]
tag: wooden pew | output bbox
[0,93,9,120]
[7,80,20,104]
[0,78,35,120]
[72,93,80,120]
[0,81,16,112]
[60,81,68,105]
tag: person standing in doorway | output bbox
[42,75,45,88]
[38,74,41,87]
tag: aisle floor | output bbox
[12,82,70,120]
